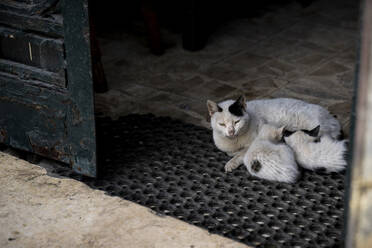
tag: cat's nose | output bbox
[228,129,235,136]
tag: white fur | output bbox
[210,99,263,155]
[207,97,342,174]
[208,98,266,172]
[244,124,299,183]
[284,131,347,172]
[246,98,341,139]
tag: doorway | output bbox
[85,0,360,247]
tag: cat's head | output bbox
[283,125,320,146]
[207,95,249,138]
[258,124,286,143]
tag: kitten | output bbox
[284,125,347,172]
[246,98,341,139]
[243,124,299,183]
[207,96,264,172]
[207,96,342,172]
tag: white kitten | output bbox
[284,125,347,172]
[246,98,341,139]
[243,124,299,183]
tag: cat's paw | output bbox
[224,161,239,172]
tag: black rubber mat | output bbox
[56,114,345,248]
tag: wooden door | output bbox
[0,0,97,177]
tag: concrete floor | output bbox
[0,151,248,248]
[0,0,359,247]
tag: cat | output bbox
[207,95,342,172]
[244,124,346,182]
[243,124,299,183]
[207,96,264,172]
[283,125,348,172]
[245,98,341,139]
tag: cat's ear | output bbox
[228,95,247,116]
[282,129,295,137]
[277,126,286,139]
[207,100,222,116]
[305,125,320,137]
[236,95,247,111]
[281,129,295,143]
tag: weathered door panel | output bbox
[0,0,97,177]
[0,26,66,87]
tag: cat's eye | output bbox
[219,123,226,127]
[235,120,240,124]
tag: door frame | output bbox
[62,0,97,177]
[345,0,372,246]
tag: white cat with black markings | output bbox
[284,125,348,172]
[243,124,299,183]
[207,96,264,172]
[207,96,342,172]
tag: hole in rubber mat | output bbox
[58,114,346,248]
